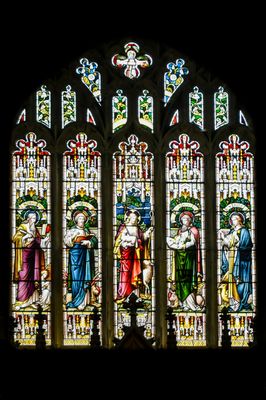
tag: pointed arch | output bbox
[165,133,206,346]
[113,134,155,341]
[62,133,102,345]
[216,134,256,346]
[11,132,51,345]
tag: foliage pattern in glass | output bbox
[36,85,51,128]
[76,58,101,104]
[214,86,229,130]
[112,89,128,132]
[62,85,76,128]
[164,59,189,106]
[189,86,204,130]
[138,90,153,132]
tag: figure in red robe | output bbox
[114,209,153,303]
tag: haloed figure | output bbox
[167,211,203,311]
[114,209,153,303]
[13,210,50,309]
[220,212,253,312]
[64,211,98,310]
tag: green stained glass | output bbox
[214,86,229,130]
[62,85,76,128]
[138,90,153,132]
[112,89,128,132]
[189,86,204,130]
[36,85,51,128]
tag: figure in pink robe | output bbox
[13,211,49,309]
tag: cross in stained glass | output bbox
[112,42,152,79]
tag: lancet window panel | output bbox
[216,134,256,347]
[113,135,155,342]
[11,132,52,345]
[62,133,102,346]
[165,134,206,346]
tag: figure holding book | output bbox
[64,211,98,310]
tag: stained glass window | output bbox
[164,59,189,106]
[11,132,51,345]
[216,134,255,346]
[63,133,102,345]
[87,109,96,125]
[36,85,51,128]
[214,86,229,130]
[113,135,155,341]
[170,110,179,126]
[112,42,152,79]
[138,90,153,132]
[239,110,248,126]
[112,89,128,132]
[62,85,76,128]
[166,134,206,346]
[76,58,101,104]
[16,109,26,124]
[9,40,257,351]
[189,86,204,130]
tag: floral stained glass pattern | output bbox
[62,85,76,128]
[164,59,189,106]
[138,90,153,132]
[36,85,51,128]
[11,132,51,345]
[214,86,229,130]
[76,58,101,104]
[112,89,128,132]
[189,86,204,130]
[62,133,102,345]
[166,134,206,346]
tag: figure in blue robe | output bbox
[64,212,98,310]
[221,212,253,312]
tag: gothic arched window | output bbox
[9,40,256,348]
